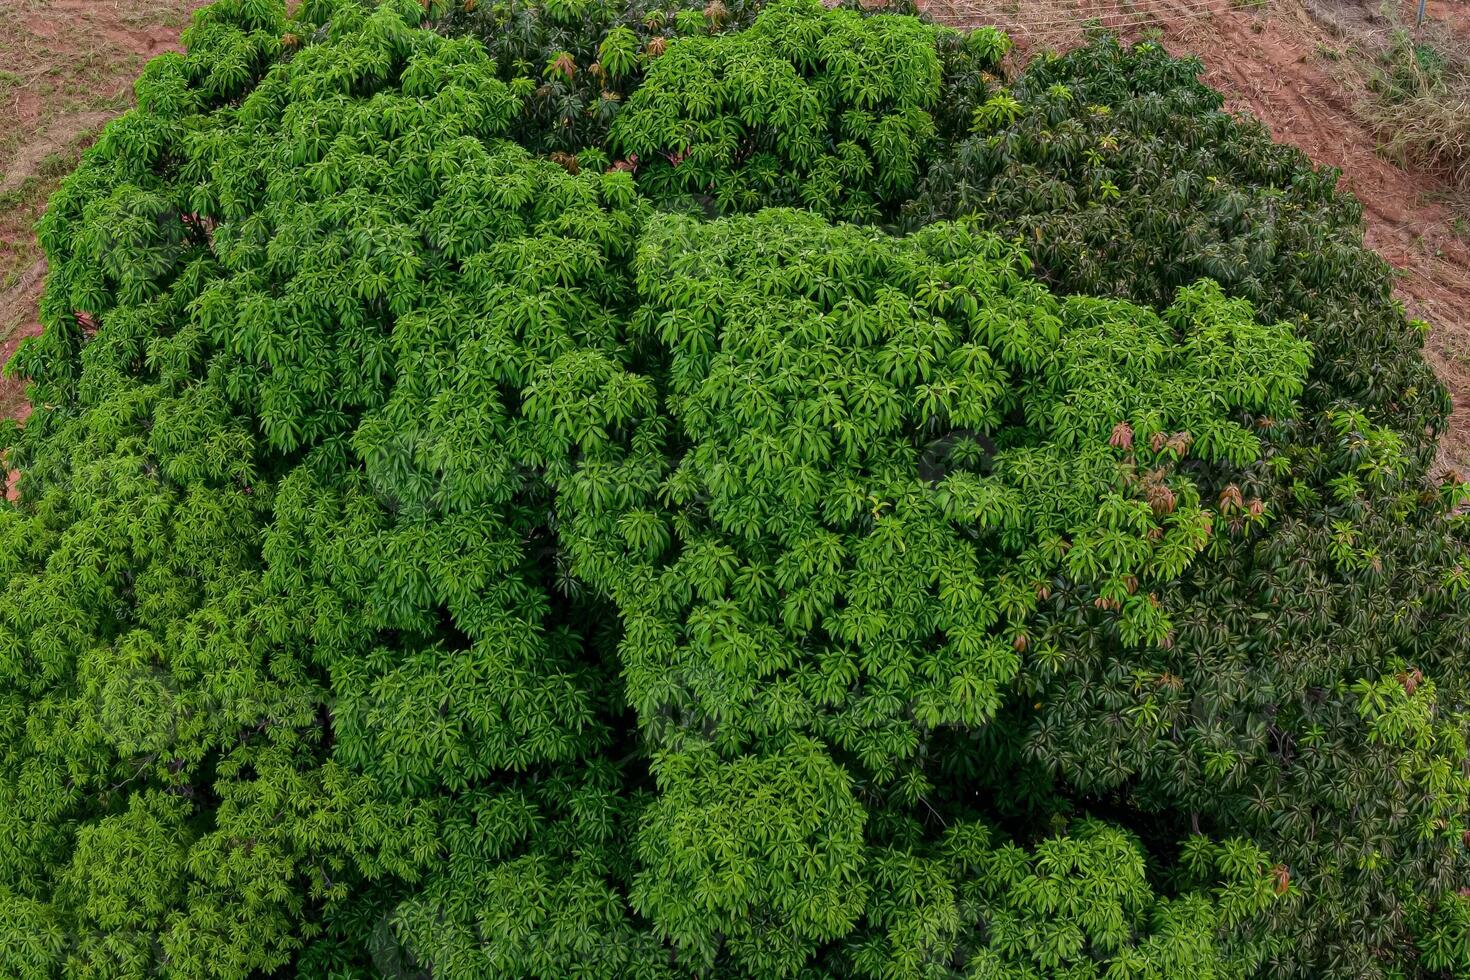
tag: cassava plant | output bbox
[1,1,1468,978]
[908,32,1470,979]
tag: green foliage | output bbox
[907,34,1470,979]
[908,36,1446,445]
[634,737,869,973]
[610,0,952,219]
[948,823,1277,978]
[436,0,765,154]
[1,2,1467,978]
[3,0,648,973]
[565,209,1307,761]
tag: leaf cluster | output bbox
[1,3,1468,979]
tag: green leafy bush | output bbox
[609,4,951,219]
[907,34,1470,979]
[1,1,1467,978]
[435,0,765,155]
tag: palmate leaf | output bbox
[611,0,947,220]
[2,0,651,973]
[910,31,1470,980]
[2,0,1468,977]
[552,208,1308,973]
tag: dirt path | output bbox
[922,0,1470,474]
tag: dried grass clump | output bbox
[1366,31,1470,190]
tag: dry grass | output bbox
[1362,36,1470,192]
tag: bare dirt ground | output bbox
[2,0,1469,471]
[0,0,204,421]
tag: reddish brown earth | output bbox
[0,258,42,425]
[3,0,1470,472]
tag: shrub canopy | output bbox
[2,0,1469,978]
